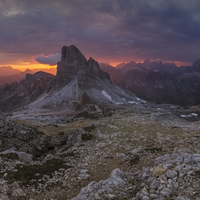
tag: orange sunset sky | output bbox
[0,0,200,72]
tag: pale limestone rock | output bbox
[152,165,167,177]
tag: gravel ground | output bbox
[0,105,200,199]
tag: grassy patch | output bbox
[196,170,200,178]
[64,152,75,157]
[84,124,96,132]
[74,111,98,120]
[145,147,162,153]
[32,127,45,136]
[58,132,65,135]
[1,159,71,185]
[128,155,140,165]
[81,133,93,141]
[1,153,19,161]
[16,197,27,200]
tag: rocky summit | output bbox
[55,45,110,87]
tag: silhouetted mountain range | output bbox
[0,67,56,87]
[0,71,55,111]
[0,69,34,87]
[1,45,200,110]
[100,59,200,105]
[0,66,22,76]
[0,45,140,112]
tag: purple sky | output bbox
[0,0,200,68]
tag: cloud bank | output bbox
[0,0,200,65]
[35,53,61,66]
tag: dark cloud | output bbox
[35,53,61,66]
[0,0,200,65]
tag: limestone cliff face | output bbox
[61,45,87,66]
[17,71,54,99]
[87,57,110,80]
[0,71,55,111]
[55,45,110,87]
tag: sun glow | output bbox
[11,63,57,72]
[108,60,192,68]
[109,62,125,67]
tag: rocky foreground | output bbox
[0,105,200,199]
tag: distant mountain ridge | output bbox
[0,66,21,76]
[0,71,55,111]
[0,69,35,87]
[100,59,200,105]
[0,66,56,87]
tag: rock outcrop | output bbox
[16,71,54,98]
[61,45,87,66]
[55,45,110,87]
[87,57,110,80]
[0,71,55,111]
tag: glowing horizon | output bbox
[1,58,193,71]
[11,63,57,72]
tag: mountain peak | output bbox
[56,45,110,87]
[61,44,87,67]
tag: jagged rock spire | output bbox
[55,44,110,87]
[87,57,110,80]
[61,45,87,67]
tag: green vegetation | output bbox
[145,147,162,153]
[1,153,19,161]
[129,155,140,165]
[64,152,75,157]
[32,127,45,135]
[58,131,65,135]
[81,133,93,141]
[1,159,72,185]
[84,124,96,132]
[74,111,98,119]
